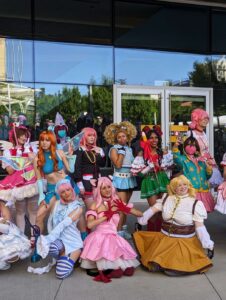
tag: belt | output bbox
[83,174,93,180]
[161,221,195,236]
[114,172,131,178]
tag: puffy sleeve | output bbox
[173,148,185,168]
[193,200,207,223]
[85,210,97,220]
[221,153,226,167]
[31,144,38,154]
[152,193,167,211]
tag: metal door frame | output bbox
[113,85,213,154]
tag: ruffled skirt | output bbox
[196,191,215,213]
[141,171,170,199]
[0,223,31,267]
[0,167,38,202]
[80,230,139,271]
[133,231,212,274]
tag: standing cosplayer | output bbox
[104,121,137,237]
[189,108,222,187]
[173,135,215,212]
[134,126,170,231]
[72,127,105,208]
[134,175,214,276]
[80,177,142,283]
[37,179,83,279]
[0,125,38,233]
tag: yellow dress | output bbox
[133,194,213,274]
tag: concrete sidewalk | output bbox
[1,205,226,300]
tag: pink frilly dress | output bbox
[0,147,38,202]
[215,153,226,214]
[80,210,140,271]
[192,130,223,187]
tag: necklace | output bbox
[85,150,96,164]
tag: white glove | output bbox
[137,207,154,225]
[196,226,214,250]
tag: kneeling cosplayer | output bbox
[37,179,83,279]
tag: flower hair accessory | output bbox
[153,125,162,137]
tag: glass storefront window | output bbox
[115,48,210,87]
[0,38,33,82]
[35,41,113,85]
[0,81,35,139]
[35,83,113,148]
[121,93,161,126]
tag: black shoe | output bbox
[86,269,99,277]
[134,222,142,231]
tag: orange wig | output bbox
[37,131,58,172]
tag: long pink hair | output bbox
[93,177,118,208]
[189,108,209,130]
[80,127,97,147]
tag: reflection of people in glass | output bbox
[72,127,105,208]
[189,108,223,187]
[134,175,214,276]
[0,125,38,233]
[104,121,137,237]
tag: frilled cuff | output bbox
[137,207,154,226]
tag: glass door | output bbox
[113,85,166,145]
[114,85,213,153]
[165,87,213,153]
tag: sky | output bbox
[5,38,220,95]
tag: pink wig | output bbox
[80,127,97,147]
[189,108,209,129]
[56,179,76,203]
[93,177,118,208]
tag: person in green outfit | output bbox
[134,126,171,231]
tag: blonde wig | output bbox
[167,175,196,198]
[104,121,137,145]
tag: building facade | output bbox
[0,0,226,163]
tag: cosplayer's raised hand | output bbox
[113,199,131,214]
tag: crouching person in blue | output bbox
[37,179,83,279]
